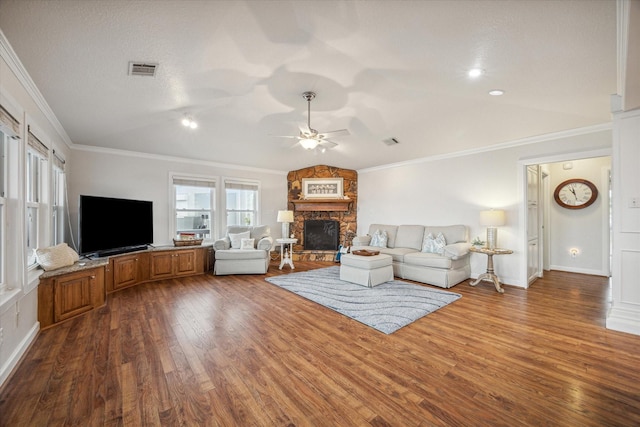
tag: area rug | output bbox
[265,266,461,334]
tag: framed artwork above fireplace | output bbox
[302,178,344,199]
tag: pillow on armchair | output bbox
[229,231,251,249]
[240,238,255,250]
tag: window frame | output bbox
[25,123,50,271]
[170,172,217,241]
[223,178,261,229]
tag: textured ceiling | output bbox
[0,0,617,172]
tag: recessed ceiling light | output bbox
[489,89,505,96]
[468,68,484,78]
[181,115,198,129]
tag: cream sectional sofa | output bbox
[351,224,471,288]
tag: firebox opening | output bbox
[304,220,339,250]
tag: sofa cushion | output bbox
[367,224,399,248]
[422,232,446,254]
[215,249,268,260]
[229,231,250,249]
[395,225,425,250]
[424,225,468,244]
[355,246,416,263]
[370,229,388,248]
[404,252,468,270]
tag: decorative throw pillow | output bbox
[421,232,447,254]
[35,243,76,271]
[370,229,388,248]
[229,231,251,249]
[240,238,255,250]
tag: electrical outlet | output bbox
[630,197,640,208]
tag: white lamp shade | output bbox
[299,138,319,150]
[479,209,506,226]
[277,210,294,223]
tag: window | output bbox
[172,175,216,240]
[51,158,65,245]
[0,103,21,294]
[26,127,49,268]
[225,179,259,227]
[0,131,6,287]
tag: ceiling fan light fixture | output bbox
[300,138,319,150]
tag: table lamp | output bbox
[480,209,505,249]
[277,210,294,238]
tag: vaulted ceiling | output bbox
[0,0,617,172]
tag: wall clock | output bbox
[554,178,598,209]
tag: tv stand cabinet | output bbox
[106,246,212,293]
[39,245,213,329]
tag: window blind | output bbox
[173,177,216,188]
[52,149,65,170]
[0,104,20,138]
[27,126,49,159]
[224,180,259,191]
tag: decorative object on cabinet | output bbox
[553,178,598,209]
[479,209,505,250]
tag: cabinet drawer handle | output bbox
[90,275,96,279]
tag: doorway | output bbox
[520,150,611,287]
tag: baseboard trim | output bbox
[607,306,640,336]
[0,322,40,388]
[549,266,608,277]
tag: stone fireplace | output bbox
[287,165,357,261]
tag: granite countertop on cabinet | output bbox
[40,258,110,279]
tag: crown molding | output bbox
[358,122,613,174]
[0,28,73,148]
[72,144,287,176]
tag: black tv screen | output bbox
[79,195,153,256]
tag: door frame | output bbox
[517,148,611,288]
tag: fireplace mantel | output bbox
[292,198,352,212]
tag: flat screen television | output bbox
[79,195,153,256]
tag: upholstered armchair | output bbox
[213,225,273,275]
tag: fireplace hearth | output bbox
[304,220,339,250]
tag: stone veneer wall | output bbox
[287,165,357,261]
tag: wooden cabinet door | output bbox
[150,252,175,279]
[174,250,197,276]
[112,254,140,290]
[54,270,95,322]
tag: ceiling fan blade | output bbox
[317,129,350,138]
[271,134,300,139]
[319,139,338,147]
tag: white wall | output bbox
[357,129,612,287]
[0,36,72,386]
[68,148,288,247]
[608,108,640,335]
[547,157,611,276]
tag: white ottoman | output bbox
[340,254,394,287]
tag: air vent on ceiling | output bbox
[383,137,400,146]
[128,62,158,77]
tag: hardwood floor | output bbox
[1,262,639,426]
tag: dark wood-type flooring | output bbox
[1,261,639,426]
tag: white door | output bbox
[526,165,542,284]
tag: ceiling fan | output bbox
[276,91,349,151]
